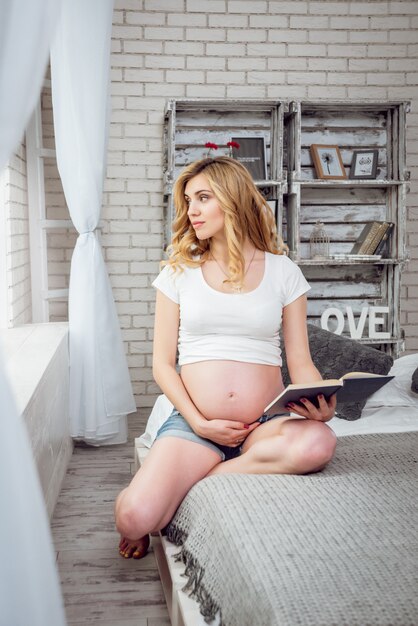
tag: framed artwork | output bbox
[231,136,267,181]
[349,149,379,179]
[310,144,347,180]
[266,198,278,221]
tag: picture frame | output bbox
[349,149,379,180]
[266,198,278,221]
[310,144,347,180]
[231,136,267,181]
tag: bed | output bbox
[135,347,418,626]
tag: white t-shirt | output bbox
[152,251,310,367]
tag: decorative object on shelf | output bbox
[310,144,347,180]
[321,305,390,340]
[205,142,218,157]
[349,149,379,179]
[230,136,267,180]
[350,221,394,255]
[226,140,240,157]
[309,220,330,259]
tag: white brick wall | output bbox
[2,0,414,405]
[103,0,418,405]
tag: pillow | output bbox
[136,394,174,448]
[364,353,418,409]
[281,323,393,420]
[412,366,418,394]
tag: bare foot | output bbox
[119,534,150,559]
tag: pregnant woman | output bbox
[115,156,337,559]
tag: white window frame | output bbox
[26,80,70,323]
[0,167,9,328]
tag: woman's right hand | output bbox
[196,418,260,447]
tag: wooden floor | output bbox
[51,409,170,626]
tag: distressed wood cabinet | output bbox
[163,99,409,357]
[163,99,289,244]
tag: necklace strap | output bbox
[210,248,256,289]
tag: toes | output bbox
[132,535,150,559]
[119,537,126,549]
[124,544,136,558]
[119,537,128,551]
[118,537,133,558]
[118,535,150,560]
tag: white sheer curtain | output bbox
[0,0,59,171]
[0,1,66,624]
[50,0,136,445]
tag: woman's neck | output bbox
[210,239,255,263]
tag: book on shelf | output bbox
[364,221,394,255]
[373,222,394,257]
[350,221,394,256]
[350,222,381,254]
[263,372,394,415]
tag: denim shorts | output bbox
[154,408,289,462]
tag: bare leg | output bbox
[115,437,221,558]
[208,417,337,476]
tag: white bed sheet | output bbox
[328,405,418,437]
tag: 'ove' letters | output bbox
[320,306,390,340]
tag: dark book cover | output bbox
[374,222,395,257]
[335,374,394,403]
[264,374,394,415]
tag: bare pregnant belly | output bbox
[180,361,285,423]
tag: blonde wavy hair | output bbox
[165,156,288,288]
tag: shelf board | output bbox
[352,337,404,346]
[297,258,406,266]
[290,179,404,188]
[254,179,287,187]
[168,98,284,112]
[163,178,287,195]
[309,334,403,346]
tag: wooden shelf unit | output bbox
[163,99,410,357]
[163,98,289,246]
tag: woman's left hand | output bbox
[286,393,336,422]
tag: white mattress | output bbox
[328,405,418,437]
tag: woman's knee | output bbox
[115,491,161,539]
[294,422,337,473]
[249,420,337,474]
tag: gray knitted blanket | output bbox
[166,432,418,626]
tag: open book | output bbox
[264,372,394,415]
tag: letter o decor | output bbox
[321,308,345,335]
